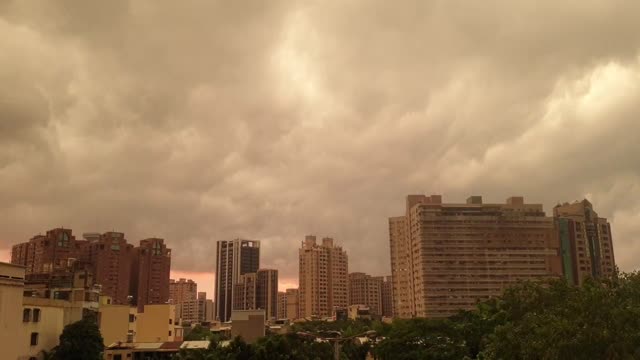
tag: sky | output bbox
[2,1,640,297]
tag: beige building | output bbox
[285,288,299,320]
[299,236,348,318]
[277,292,286,319]
[349,273,383,316]
[98,305,131,345]
[0,262,25,360]
[390,195,563,318]
[20,296,93,359]
[230,310,265,344]
[381,276,393,317]
[99,304,181,345]
[554,199,616,285]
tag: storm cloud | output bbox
[2,1,640,290]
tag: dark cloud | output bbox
[2,1,640,286]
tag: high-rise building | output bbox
[205,299,215,322]
[256,269,278,321]
[11,228,79,276]
[85,232,134,305]
[348,272,382,315]
[214,239,260,322]
[298,236,348,318]
[381,275,393,317]
[169,278,198,304]
[554,199,616,285]
[232,269,279,321]
[130,238,171,312]
[390,195,563,318]
[285,288,299,320]
[277,292,287,319]
[197,292,207,323]
[233,273,257,311]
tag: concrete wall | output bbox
[136,304,176,342]
[99,305,131,345]
[0,262,25,360]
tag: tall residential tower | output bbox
[298,236,348,318]
[214,239,260,322]
[390,195,563,318]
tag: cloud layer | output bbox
[2,1,640,288]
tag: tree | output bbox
[55,318,104,360]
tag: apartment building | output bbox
[130,238,171,312]
[381,276,393,317]
[554,199,616,285]
[214,239,260,322]
[285,288,300,320]
[299,236,348,318]
[390,195,563,318]
[348,272,383,315]
[277,292,287,319]
[84,232,134,305]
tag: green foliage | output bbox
[184,324,214,341]
[55,318,104,360]
[175,273,640,360]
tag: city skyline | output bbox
[2,2,640,293]
[0,195,625,298]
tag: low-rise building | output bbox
[99,304,182,346]
[230,310,265,344]
[0,262,26,360]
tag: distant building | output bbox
[169,278,198,305]
[349,272,382,316]
[256,269,278,321]
[232,269,278,321]
[230,310,265,344]
[84,232,134,305]
[277,292,287,319]
[233,273,257,311]
[381,276,393,317]
[0,262,25,360]
[299,236,348,318]
[205,299,215,322]
[131,238,171,312]
[390,195,563,318]
[11,228,174,311]
[285,288,300,320]
[554,199,616,285]
[11,228,78,276]
[214,239,260,322]
[197,292,207,323]
[348,304,371,320]
[170,278,198,323]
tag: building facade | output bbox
[256,269,279,321]
[285,288,300,320]
[381,276,393,317]
[277,292,287,319]
[554,199,616,285]
[298,236,348,318]
[11,228,79,276]
[84,232,134,305]
[348,272,383,316]
[0,262,25,360]
[130,238,172,312]
[390,195,563,318]
[214,239,260,322]
[169,278,198,305]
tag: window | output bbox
[33,309,40,322]
[169,318,172,325]
[23,309,31,322]
[30,332,39,346]
[169,331,172,336]
[129,314,135,322]
[114,355,122,360]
